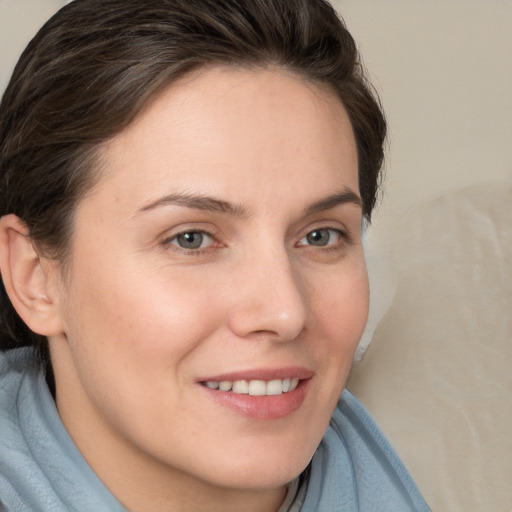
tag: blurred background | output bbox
[1,1,511,510]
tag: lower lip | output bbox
[200,379,311,420]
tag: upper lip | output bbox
[198,366,314,383]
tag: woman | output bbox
[0,0,430,510]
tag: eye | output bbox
[168,230,214,250]
[298,228,344,247]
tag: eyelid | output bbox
[160,225,223,254]
[296,224,352,247]
[169,230,214,249]
[298,228,337,247]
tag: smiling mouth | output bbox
[200,378,300,396]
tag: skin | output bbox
[31,67,369,511]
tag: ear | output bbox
[0,214,64,337]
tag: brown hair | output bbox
[0,0,386,361]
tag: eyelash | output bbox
[296,227,351,250]
[162,229,219,256]
[162,226,351,256]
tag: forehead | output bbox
[92,66,358,213]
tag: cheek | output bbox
[308,260,369,406]
[314,264,370,349]
[56,267,230,450]
[61,263,226,393]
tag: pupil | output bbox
[307,229,329,246]
[178,232,203,249]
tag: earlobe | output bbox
[0,214,64,337]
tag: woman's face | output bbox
[49,67,369,503]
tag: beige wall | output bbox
[0,0,69,91]
[335,0,511,229]
[1,1,511,510]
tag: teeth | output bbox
[249,380,266,396]
[204,378,301,395]
[232,380,249,394]
[219,381,232,392]
[266,379,283,396]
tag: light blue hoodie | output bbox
[0,348,430,511]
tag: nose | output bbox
[226,247,308,343]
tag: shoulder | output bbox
[0,347,40,429]
[0,348,125,511]
[0,348,44,510]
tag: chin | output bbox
[201,409,334,490]
[210,461,307,492]
[193,435,317,491]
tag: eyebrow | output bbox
[137,192,249,217]
[136,187,362,218]
[303,189,362,216]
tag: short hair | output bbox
[0,0,386,360]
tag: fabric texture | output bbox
[0,348,430,511]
